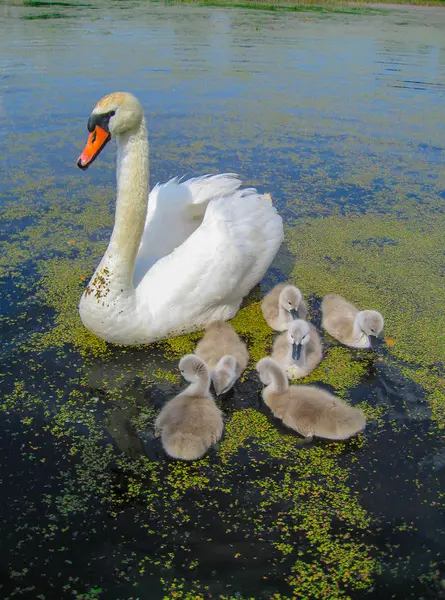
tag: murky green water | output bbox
[1,1,445,599]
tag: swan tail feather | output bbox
[184,173,242,218]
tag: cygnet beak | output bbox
[292,342,302,361]
[369,335,380,350]
[290,308,299,319]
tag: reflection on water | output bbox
[1,0,445,598]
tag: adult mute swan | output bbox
[77,92,283,345]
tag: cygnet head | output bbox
[287,319,311,361]
[357,310,384,343]
[77,92,144,170]
[279,285,302,319]
[256,357,277,386]
[178,354,209,383]
[213,355,237,396]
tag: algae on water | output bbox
[287,214,445,369]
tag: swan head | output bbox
[287,319,310,361]
[256,357,277,386]
[179,354,209,383]
[77,92,144,170]
[279,285,302,319]
[213,355,237,396]
[357,310,384,346]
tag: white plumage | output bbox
[78,92,283,345]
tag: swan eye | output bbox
[109,110,116,117]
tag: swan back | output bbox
[134,174,242,284]
[136,189,283,339]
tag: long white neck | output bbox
[96,118,149,293]
[185,372,211,397]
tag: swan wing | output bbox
[136,188,283,339]
[133,173,242,285]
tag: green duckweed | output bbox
[287,214,445,368]
[219,410,378,598]
[33,257,110,357]
[159,331,202,360]
[230,301,274,365]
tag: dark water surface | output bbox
[1,1,445,599]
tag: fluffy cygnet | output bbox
[321,293,384,349]
[256,357,366,442]
[154,354,223,460]
[194,321,249,395]
[271,318,322,379]
[261,283,308,331]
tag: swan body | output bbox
[261,283,308,331]
[154,355,224,460]
[194,320,249,395]
[256,357,366,442]
[321,294,384,349]
[271,319,322,380]
[77,92,283,344]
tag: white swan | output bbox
[76,92,283,344]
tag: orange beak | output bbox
[77,126,111,170]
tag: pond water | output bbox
[1,1,445,599]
